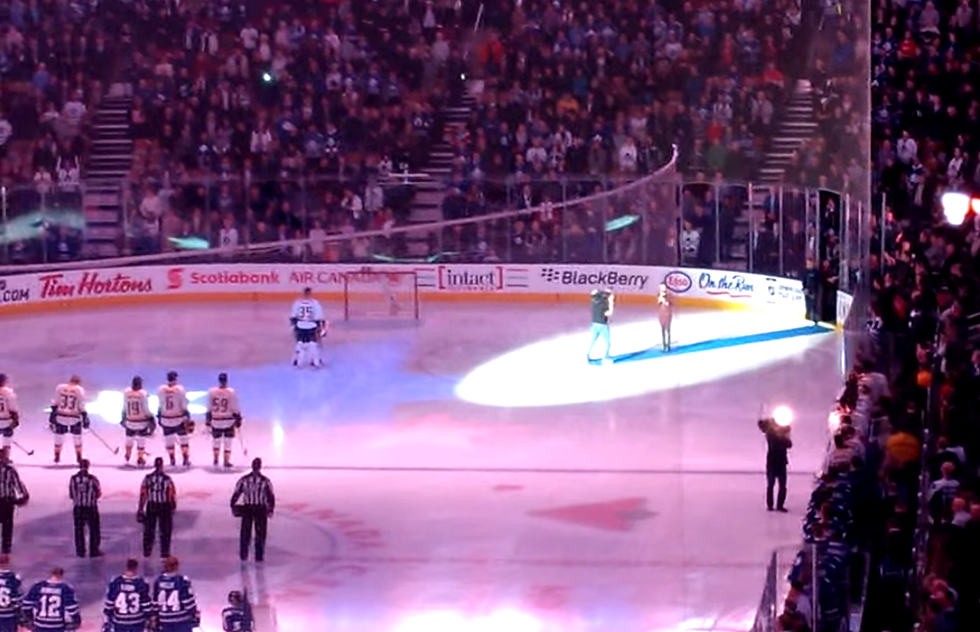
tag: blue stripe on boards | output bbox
[590,324,831,365]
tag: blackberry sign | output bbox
[540,267,650,290]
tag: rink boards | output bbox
[0,262,837,321]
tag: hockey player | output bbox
[122,377,155,467]
[50,376,88,464]
[221,591,253,632]
[0,555,21,632]
[658,283,674,352]
[151,557,199,632]
[0,376,19,461]
[103,558,152,632]
[157,372,192,467]
[207,373,242,468]
[22,567,80,632]
[290,287,325,368]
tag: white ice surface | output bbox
[0,300,842,632]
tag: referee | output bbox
[138,457,176,558]
[230,458,275,562]
[68,459,101,557]
[0,454,27,554]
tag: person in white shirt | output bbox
[896,131,918,164]
[122,376,154,467]
[290,288,326,368]
[218,215,239,252]
[618,137,638,172]
[207,373,243,468]
[50,375,88,464]
[139,187,162,238]
[0,375,20,460]
[0,114,11,158]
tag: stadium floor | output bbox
[0,300,841,632]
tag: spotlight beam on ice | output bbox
[456,312,832,408]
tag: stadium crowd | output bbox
[8,0,975,629]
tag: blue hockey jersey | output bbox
[0,569,22,624]
[22,580,80,631]
[152,573,198,628]
[103,575,152,630]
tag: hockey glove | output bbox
[9,412,18,429]
[136,510,146,523]
[81,412,90,429]
[146,418,157,436]
[14,494,28,507]
[184,420,196,434]
[48,407,57,425]
[205,412,212,427]
[233,413,243,428]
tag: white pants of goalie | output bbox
[293,336,322,367]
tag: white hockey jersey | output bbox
[207,386,241,428]
[157,384,189,426]
[123,388,152,429]
[53,383,86,425]
[0,386,18,426]
[291,298,324,331]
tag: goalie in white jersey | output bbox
[49,375,88,464]
[122,376,155,467]
[207,373,242,468]
[290,287,326,368]
[158,371,193,467]
[0,374,20,460]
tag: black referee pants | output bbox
[239,505,268,562]
[0,500,13,554]
[73,506,100,557]
[143,503,173,558]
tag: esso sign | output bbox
[663,271,693,293]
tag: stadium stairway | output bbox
[711,80,821,268]
[81,90,134,258]
[758,80,818,184]
[400,90,476,256]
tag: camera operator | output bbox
[759,417,793,512]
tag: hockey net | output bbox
[343,269,420,321]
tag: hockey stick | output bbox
[237,427,249,457]
[11,440,34,456]
[87,426,120,455]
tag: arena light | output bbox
[941,192,970,226]
[772,405,794,427]
[828,409,842,433]
[456,311,830,407]
[82,390,207,423]
[394,611,467,632]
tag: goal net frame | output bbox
[342,269,421,321]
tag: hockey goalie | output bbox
[290,288,326,368]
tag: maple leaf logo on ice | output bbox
[84,390,208,423]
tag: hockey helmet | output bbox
[228,590,243,605]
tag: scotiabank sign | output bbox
[167,266,282,290]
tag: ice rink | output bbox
[0,299,842,632]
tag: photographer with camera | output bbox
[759,416,793,512]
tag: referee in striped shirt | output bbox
[138,457,176,558]
[230,458,275,562]
[68,459,102,557]
[0,454,28,555]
